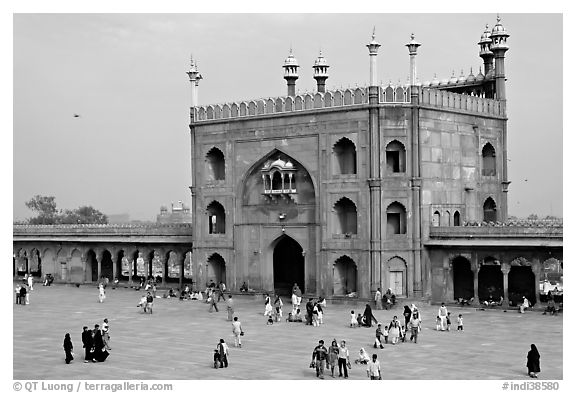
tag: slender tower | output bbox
[186,56,203,108]
[405,33,423,297]
[283,48,299,97]
[366,28,382,296]
[312,50,329,93]
[478,24,495,77]
[490,15,509,101]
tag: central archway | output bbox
[273,235,304,295]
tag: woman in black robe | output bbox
[403,305,412,328]
[93,329,109,362]
[63,333,74,364]
[526,344,540,378]
[362,304,378,327]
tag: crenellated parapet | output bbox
[419,88,505,117]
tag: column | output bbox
[501,263,510,309]
[126,254,133,286]
[473,266,479,305]
[13,252,18,279]
[96,253,102,281]
[531,262,542,308]
[160,253,167,287]
[112,252,117,281]
[81,254,87,284]
[179,252,185,289]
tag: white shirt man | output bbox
[366,354,381,380]
[438,303,448,331]
[374,288,382,310]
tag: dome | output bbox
[422,80,431,87]
[283,49,299,67]
[466,68,476,82]
[485,68,495,79]
[431,74,440,86]
[313,51,328,67]
[440,78,449,86]
[479,24,492,44]
[458,70,466,83]
[476,67,485,81]
[449,71,458,84]
[491,15,508,36]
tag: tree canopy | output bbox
[24,195,108,224]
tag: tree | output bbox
[527,214,539,220]
[25,195,58,224]
[24,195,108,224]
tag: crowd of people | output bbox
[62,319,111,364]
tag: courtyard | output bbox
[13,284,562,380]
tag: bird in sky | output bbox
[73,114,80,118]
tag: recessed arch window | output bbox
[207,201,226,234]
[386,202,407,235]
[483,197,497,222]
[333,197,358,235]
[481,143,496,176]
[206,147,225,181]
[432,211,441,227]
[453,211,461,226]
[386,140,406,173]
[332,138,357,175]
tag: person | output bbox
[81,326,94,362]
[311,340,328,379]
[403,305,412,330]
[292,283,303,310]
[383,325,389,344]
[264,294,273,317]
[446,312,452,331]
[408,314,421,343]
[362,304,377,327]
[438,303,448,330]
[366,354,381,380]
[63,333,74,364]
[457,314,463,331]
[337,340,350,378]
[137,294,147,311]
[232,317,243,347]
[350,310,358,328]
[354,348,370,364]
[388,316,401,345]
[374,288,383,310]
[217,339,229,368]
[305,298,314,325]
[294,309,303,322]
[27,274,34,291]
[213,349,221,369]
[327,339,340,378]
[374,324,385,349]
[312,303,320,326]
[436,316,442,331]
[317,302,324,325]
[385,288,396,305]
[542,298,557,315]
[267,315,274,325]
[226,295,234,321]
[98,283,106,303]
[208,292,219,313]
[145,291,154,314]
[102,318,111,350]
[21,284,29,305]
[519,296,531,313]
[15,283,21,304]
[92,325,109,362]
[274,294,283,320]
[240,281,248,292]
[217,281,226,302]
[526,344,540,378]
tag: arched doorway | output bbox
[29,249,42,277]
[388,257,407,296]
[452,256,474,300]
[70,249,83,282]
[509,258,535,306]
[207,253,226,287]
[101,250,114,281]
[86,250,98,282]
[478,257,503,303]
[333,256,357,296]
[273,235,304,295]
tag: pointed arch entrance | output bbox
[273,235,304,295]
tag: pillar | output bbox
[81,254,87,283]
[161,253,167,287]
[531,261,542,308]
[96,253,102,281]
[179,252,185,289]
[112,254,117,281]
[473,267,479,305]
[126,254,133,286]
[501,263,510,309]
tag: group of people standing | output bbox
[14,274,34,305]
[311,339,351,379]
[63,319,111,364]
[373,287,396,310]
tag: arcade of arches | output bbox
[434,252,563,308]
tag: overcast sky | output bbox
[12,13,563,221]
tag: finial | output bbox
[496,14,501,23]
[411,33,415,40]
[372,26,376,40]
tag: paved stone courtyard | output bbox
[13,284,562,380]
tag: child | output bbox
[446,312,452,331]
[267,315,274,325]
[457,314,463,331]
[400,324,406,342]
[436,316,441,331]
[383,325,389,344]
[294,309,303,322]
[317,303,324,325]
[274,306,282,322]
[350,310,358,328]
[354,348,370,365]
[213,349,221,368]
[374,324,384,349]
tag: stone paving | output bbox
[13,284,563,380]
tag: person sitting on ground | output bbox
[137,294,147,311]
[542,298,557,315]
[240,281,248,292]
[294,309,303,322]
[267,315,274,325]
[519,296,531,313]
[354,348,370,365]
[385,288,396,305]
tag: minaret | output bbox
[283,48,299,97]
[366,27,381,89]
[405,33,421,88]
[186,55,203,107]
[312,50,329,93]
[478,24,495,76]
[490,15,510,101]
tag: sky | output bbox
[12,12,563,221]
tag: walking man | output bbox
[374,287,382,310]
[311,340,328,379]
[408,313,421,343]
[81,326,93,363]
[337,340,350,378]
[217,281,226,302]
[226,295,234,321]
[231,316,243,347]
[209,293,219,312]
[366,354,381,380]
[438,302,448,331]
